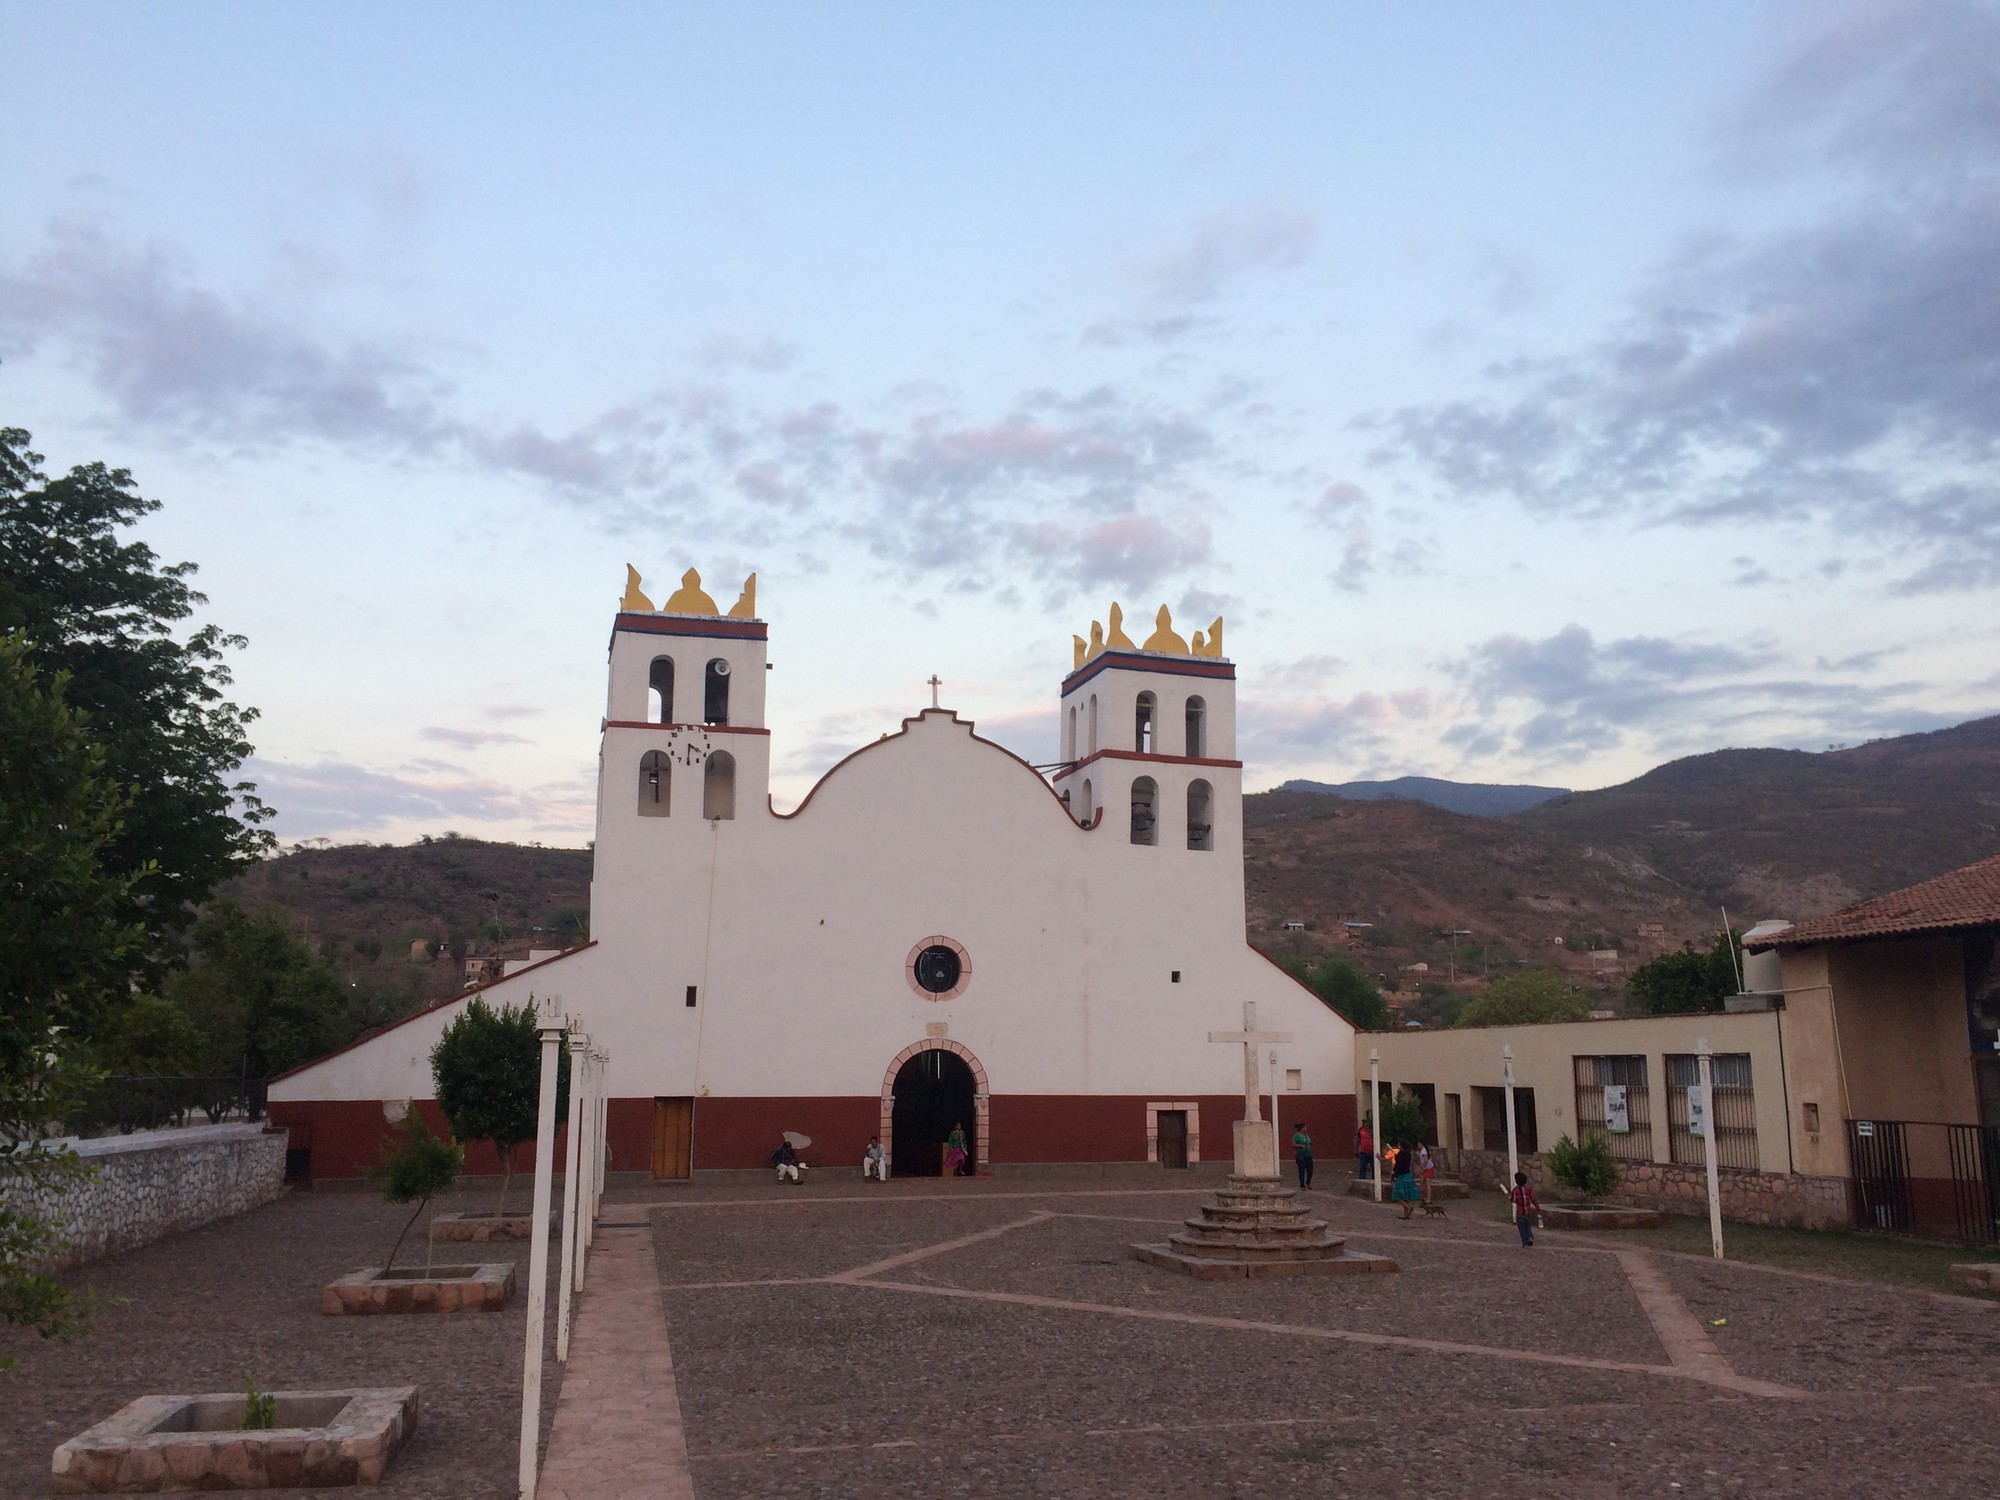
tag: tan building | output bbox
[1360,850,2000,1238]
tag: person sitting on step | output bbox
[770,1138,802,1184]
[863,1136,888,1182]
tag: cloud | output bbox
[692,332,801,373]
[1359,1,2000,593]
[248,756,592,838]
[1445,622,1952,763]
[0,219,454,454]
[419,726,531,748]
[1262,653,1349,691]
[1239,690,1437,771]
[1126,200,1319,304]
[1309,481,1374,591]
[3,222,1247,600]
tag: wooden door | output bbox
[1157,1110,1189,1169]
[651,1097,693,1179]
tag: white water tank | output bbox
[1740,920,1792,994]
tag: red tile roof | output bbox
[1752,851,2000,948]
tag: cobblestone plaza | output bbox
[7,1176,1999,1498]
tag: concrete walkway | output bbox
[537,1226,696,1500]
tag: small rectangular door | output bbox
[1157,1110,1189,1169]
[651,1097,693,1179]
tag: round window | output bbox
[913,945,962,995]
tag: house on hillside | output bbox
[1358,849,2000,1241]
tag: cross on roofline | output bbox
[927,674,942,708]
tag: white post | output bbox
[582,1053,599,1253]
[518,1004,565,1500]
[1368,1047,1382,1203]
[1269,1049,1280,1180]
[1697,1036,1724,1260]
[555,1026,587,1361]
[1502,1044,1520,1189]
[593,1050,610,1216]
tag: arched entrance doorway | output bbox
[881,1040,989,1177]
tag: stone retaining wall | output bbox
[1456,1149,1852,1231]
[3,1123,288,1272]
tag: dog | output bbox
[1420,1201,1448,1219]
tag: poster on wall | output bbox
[1603,1084,1630,1133]
[1687,1083,1709,1139]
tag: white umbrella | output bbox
[782,1131,812,1149]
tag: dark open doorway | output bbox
[892,1048,975,1177]
[1157,1110,1189,1168]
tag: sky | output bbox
[4,1,1996,845]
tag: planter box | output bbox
[51,1385,417,1492]
[1950,1263,2000,1295]
[427,1211,554,1243]
[321,1263,514,1315]
[1539,1204,1670,1230]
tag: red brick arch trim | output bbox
[879,1038,990,1175]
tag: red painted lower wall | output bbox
[271,1093,1359,1179]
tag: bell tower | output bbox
[595,564,770,856]
[1051,601,1240,865]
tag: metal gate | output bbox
[1947,1124,2000,1246]
[1846,1119,1912,1232]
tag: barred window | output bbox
[1572,1054,1652,1161]
[1666,1053,1757,1170]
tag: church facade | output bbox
[268,571,1359,1179]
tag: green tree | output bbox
[1456,970,1593,1028]
[0,633,137,1361]
[1370,1092,1430,1151]
[1627,935,1740,1016]
[0,428,273,989]
[430,998,568,1217]
[371,1113,462,1273]
[91,995,204,1078]
[167,903,349,1078]
[1276,952,1391,1030]
[1548,1132,1623,1199]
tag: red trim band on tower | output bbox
[1061,650,1235,693]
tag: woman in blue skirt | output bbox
[1390,1148,1422,1218]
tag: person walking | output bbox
[1291,1123,1314,1190]
[1416,1142,1436,1204]
[1355,1121,1374,1182]
[1510,1170,1542,1246]
[1390,1147,1421,1218]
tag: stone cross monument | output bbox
[1208,1001,1292,1179]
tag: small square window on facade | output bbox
[1170,970,1182,983]
[685,985,698,1008]
[1802,1101,1820,1133]
[1285,1069,1303,1091]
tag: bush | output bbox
[1547,1131,1622,1199]
[371,1112,462,1272]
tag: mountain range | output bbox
[225,712,2000,1017]
[1277,775,1570,817]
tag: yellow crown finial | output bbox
[621,565,655,612]
[1105,603,1136,650]
[727,573,757,619]
[662,568,719,615]
[1142,605,1190,655]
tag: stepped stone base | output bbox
[1346,1177,1469,1200]
[1950,1263,2000,1295]
[1131,1174,1399,1280]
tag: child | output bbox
[1417,1142,1436,1204]
[1355,1122,1374,1181]
[1509,1170,1541,1245]
[1291,1123,1314,1190]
